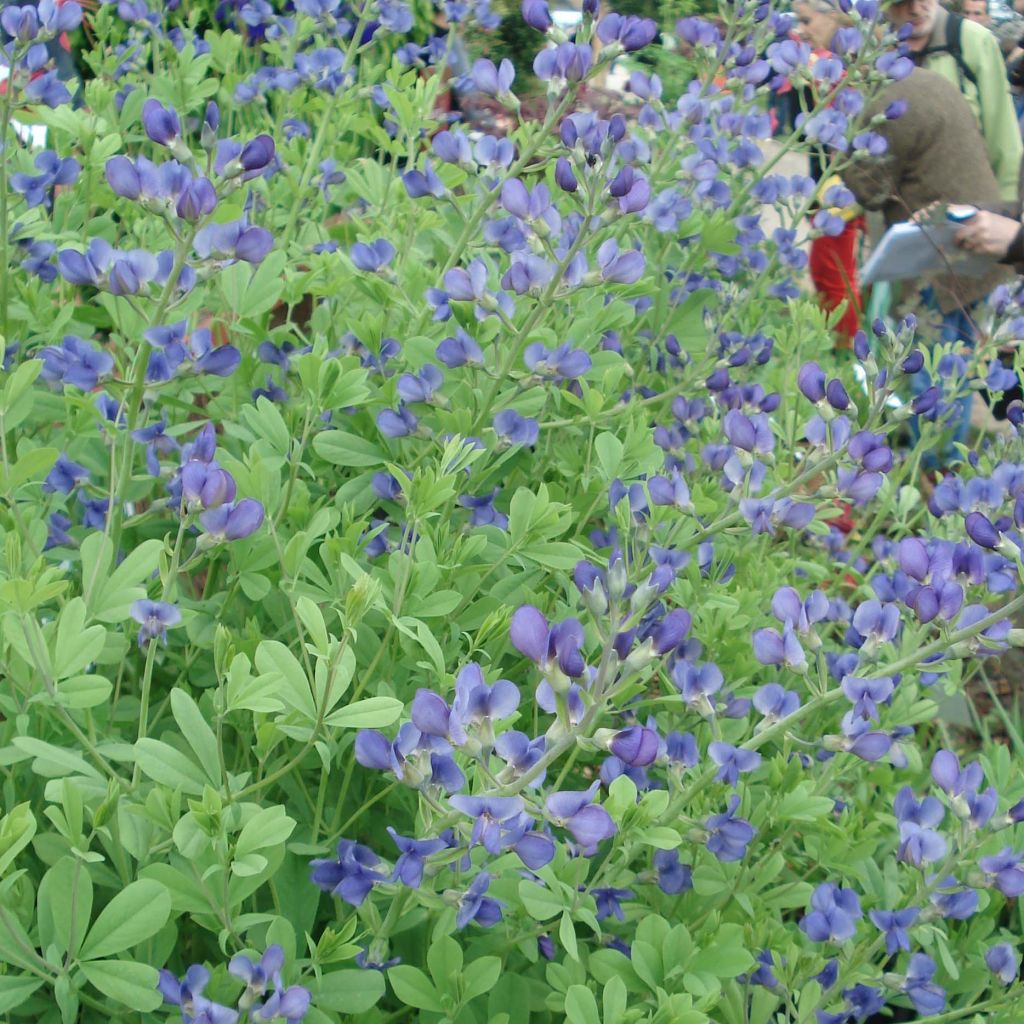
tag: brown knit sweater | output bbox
[841,67,1011,313]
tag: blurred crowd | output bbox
[769,0,1024,466]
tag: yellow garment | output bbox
[817,173,860,222]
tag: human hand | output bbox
[954,210,1021,258]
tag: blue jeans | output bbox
[908,290,976,467]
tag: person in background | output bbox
[840,67,1011,462]
[959,0,991,28]
[791,0,865,351]
[886,0,1022,205]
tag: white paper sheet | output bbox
[861,220,994,285]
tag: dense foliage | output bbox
[1,1,1024,1023]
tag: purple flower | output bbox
[610,726,659,767]
[753,684,800,723]
[594,887,634,921]
[653,849,692,894]
[708,742,761,787]
[228,945,284,997]
[930,749,983,799]
[521,0,551,30]
[38,334,115,391]
[534,42,593,83]
[471,57,515,95]
[351,239,396,272]
[752,626,805,670]
[310,839,387,906]
[199,499,265,541]
[523,342,591,381]
[545,782,616,854]
[596,239,645,284]
[194,219,273,264]
[493,409,539,446]
[597,12,657,51]
[142,99,182,147]
[43,454,89,494]
[377,404,418,439]
[965,511,1000,550]
[841,676,893,721]
[456,872,503,928]
[897,821,946,866]
[396,364,443,404]
[800,883,862,943]
[985,943,1019,985]
[437,327,483,368]
[494,730,546,786]
[868,907,918,954]
[902,954,945,1016]
[253,983,310,1023]
[672,660,723,714]
[510,605,586,677]
[979,849,1024,897]
[403,160,445,199]
[705,795,755,862]
[158,965,236,1024]
[449,795,525,854]
[129,600,181,648]
[387,828,447,888]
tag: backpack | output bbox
[914,12,979,93]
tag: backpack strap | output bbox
[916,12,979,91]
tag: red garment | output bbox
[808,216,864,348]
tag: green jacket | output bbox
[914,7,1023,203]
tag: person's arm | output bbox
[954,209,1024,260]
[972,28,1024,202]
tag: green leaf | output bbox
[236,805,296,858]
[254,641,316,720]
[603,976,627,1024]
[313,430,387,468]
[79,960,162,1011]
[426,933,462,994]
[324,696,403,730]
[688,925,753,977]
[12,737,102,780]
[54,598,106,679]
[91,539,164,623]
[0,976,43,1013]
[169,689,220,783]
[0,803,35,876]
[59,674,113,709]
[80,880,171,959]
[564,984,600,1024]
[134,738,208,795]
[559,910,580,962]
[462,956,501,1003]
[325,692,401,733]
[388,965,443,1011]
[314,969,386,1014]
[518,880,564,921]
[594,433,623,481]
[38,856,92,957]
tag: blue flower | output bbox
[800,883,862,943]
[704,796,755,862]
[901,954,945,1016]
[455,872,503,929]
[985,943,1019,985]
[545,782,616,854]
[310,839,387,906]
[130,600,182,648]
[868,907,918,954]
[653,849,692,894]
[387,828,446,888]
